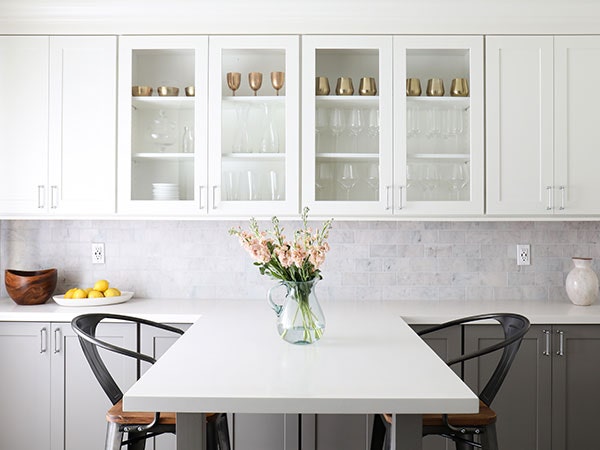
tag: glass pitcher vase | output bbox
[267,279,325,344]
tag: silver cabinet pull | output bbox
[50,185,58,209]
[385,186,391,210]
[38,185,45,209]
[54,328,61,354]
[559,185,566,210]
[40,327,48,353]
[198,186,205,210]
[542,329,551,356]
[398,186,404,210]
[556,330,564,356]
[546,186,553,210]
[212,186,218,209]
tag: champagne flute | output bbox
[248,72,263,96]
[348,108,363,153]
[329,108,345,153]
[337,163,357,200]
[270,71,285,96]
[226,72,241,96]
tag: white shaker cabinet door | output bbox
[486,36,554,215]
[48,36,117,215]
[0,36,49,215]
[554,36,600,215]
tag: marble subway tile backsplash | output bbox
[2,219,600,302]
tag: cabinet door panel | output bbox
[463,324,551,450]
[554,37,600,214]
[0,36,49,214]
[0,322,51,450]
[486,36,554,214]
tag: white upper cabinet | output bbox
[554,36,600,215]
[394,36,484,216]
[301,35,393,216]
[486,36,554,215]
[208,35,300,216]
[0,36,116,216]
[117,36,209,215]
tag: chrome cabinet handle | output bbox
[546,186,553,210]
[556,330,564,356]
[212,186,218,209]
[54,328,61,354]
[198,186,205,210]
[559,185,566,210]
[50,185,58,209]
[38,185,45,209]
[385,186,391,210]
[542,329,551,356]
[40,327,48,353]
[398,186,404,210]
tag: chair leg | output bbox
[105,422,123,450]
[455,434,474,450]
[216,413,231,450]
[370,414,387,450]
[126,431,147,450]
[480,424,498,450]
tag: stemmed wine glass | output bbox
[348,108,363,153]
[448,163,466,200]
[270,71,285,96]
[315,107,328,152]
[366,163,379,197]
[329,108,345,153]
[422,164,440,200]
[337,162,357,200]
[315,162,333,199]
[248,72,263,96]
[226,72,241,96]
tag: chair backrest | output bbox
[71,313,184,406]
[417,313,530,406]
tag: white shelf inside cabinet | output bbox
[409,153,470,161]
[316,96,379,108]
[133,152,195,160]
[316,152,379,162]
[222,96,285,104]
[221,152,285,162]
[132,96,195,110]
[407,96,470,109]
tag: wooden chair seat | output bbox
[383,400,496,428]
[107,399,218,426]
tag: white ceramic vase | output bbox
[565,257,599,306]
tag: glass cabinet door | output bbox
[117,36,208,215]
[301,36,393,216]
[208,36,299,216]
[394,36,484,215]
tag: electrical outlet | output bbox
[92,243,105,264]
[517,244,530,266]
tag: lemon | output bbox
[87,290,104,299]
[104,287,121,297]
[64,288,77,299]
[72,289,88,299]
[93,279,109,292]
[84,287,94,294]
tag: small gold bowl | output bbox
[185,86,195,97]
[132,86,152,97]
[157,86,179,97]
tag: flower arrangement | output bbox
[229,207,333,283]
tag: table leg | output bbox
[391,414,422,450]
[176,413,206,450]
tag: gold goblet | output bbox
[248,72,263,96]
[336,77,354,95]
[270,71,285,96]
[406,78,422,96]
[226,72,241,96]
[426,78,445,96]
[359,77,377,96]
[316,76,330,95]
[450,78,470,97]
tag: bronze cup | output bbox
[450,78,470,97]
[316,76,330,95]
[426,78,445,96]
[335,77,354,95]
[359,77,377,96]
[406,78,422,96]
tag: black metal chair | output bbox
[370,313,530,450]
[71,313,230,450]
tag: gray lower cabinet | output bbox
[0,321,136,450]
[463,324,600,450]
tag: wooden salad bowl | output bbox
[5,268,58,305]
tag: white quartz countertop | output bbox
[1,296,600,324]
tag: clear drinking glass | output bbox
[316,162,333,199]
[337,162,357,200]
[232,104,250,153]
[315,107,328,152]
[259,103,279,153]
[348,108,363,153]
[329,108,345,153]
[366,163,379,197]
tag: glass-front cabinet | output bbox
[394,36,484,215]
[302,36,393,216]
[118,36,208,214]
[208,36,299,215]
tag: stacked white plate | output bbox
[152,183,179,201]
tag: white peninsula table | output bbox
[124,301,478,450]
